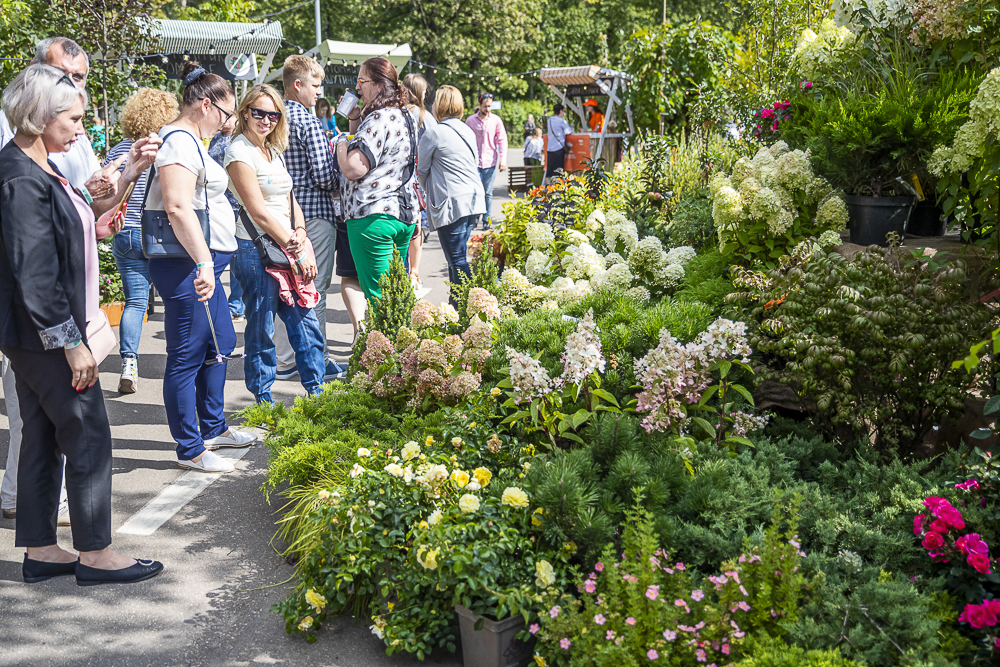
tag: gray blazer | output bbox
[417,118,486,231]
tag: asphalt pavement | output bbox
[0,158,517,667]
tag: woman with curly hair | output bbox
[102,88,181,394]
[335,57,418,307]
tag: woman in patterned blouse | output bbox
[334,57,418,307]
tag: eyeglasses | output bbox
[207,99,234,123]
[357,77,370,87]
[249,107,282,123]
[56,73,76,88]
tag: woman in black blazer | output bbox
[0,64,162,585]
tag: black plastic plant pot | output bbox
[846,195,917,247]
[906,201,946,237]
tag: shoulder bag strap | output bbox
[139,130,210,214]
[441,119,477,163]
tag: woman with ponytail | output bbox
[335,57,418,307]
[401,73,434,288]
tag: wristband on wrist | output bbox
[196,261,214,269]
[295,256,305,265]
[64,338,82,350]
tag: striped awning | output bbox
[539,65,633,85]
[150,19,284,56]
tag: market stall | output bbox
[264,40,411,90]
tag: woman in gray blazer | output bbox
[416,85,486,290]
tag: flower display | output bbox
[559,309,605,387]
[526,222,556,250]
[930,69,1000,176]
[507,346,554,403]
[416,546,440,570]
[502,486,530,508]
[451,469,470,488]
[467,287,501,321]
[563,243,607,280]
[603,210,639,254]
[526,250,553,283]
[793,18,856,80]
[458,493,480,513]
[472,467,493,487]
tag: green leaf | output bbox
[985,395,1000,415]
[698,385,720,407]
[592,387,620,407]
[692,416,716,438]
[562,433,586,445]
[474,617,485,631]
[571,408,591,429]
[970,428,993,440]
[724,436,755,447]
[718,360,732,379]
[731,384,755,406]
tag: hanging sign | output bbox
[155,54,258,81]
[324,62,361,88]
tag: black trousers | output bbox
[545,147,566,178]
[4,345,113,552]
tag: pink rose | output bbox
[956,479,979,491]
[929,519,951,534]
[913,514,926,536]
[921,532,944,550]
[760,109,775,119]
[923,496,949,510]
[969,553,992,574]
[935,504,965,530]
[956,533,990,555]
[969,604,998,629]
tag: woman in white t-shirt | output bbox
[225,84,325,404]
[146,62,257,475]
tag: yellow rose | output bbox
[502,486,529,509]
[473,467,493,488]
[491,387,502,397]
[534,656,546,667]
[451,469,470,488]
[305,589,327,612]
[384,463,404,477]
[419,520,429,529]
[535,559,555,587]
[458,493,481,514]
[401,441,421,461]
[298,615,314,631]
[417,546,440,570]
[452,437,463,448]
[425,435,435,447]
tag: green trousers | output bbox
[346,213,415,308]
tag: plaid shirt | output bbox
[284,99,341,222]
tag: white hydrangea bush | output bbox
[709,142,847,268]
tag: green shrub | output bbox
[736,636,860,667]
[740,245,995,455]
[662,187,716,250]
[348,249,415,377]
[493,98,549,139]
[674,248,735,313]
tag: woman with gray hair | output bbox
[0,64,163,586]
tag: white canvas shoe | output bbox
[178,451,235,473]
[203,429,257,450]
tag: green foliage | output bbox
[97,239,123,304]
[485,292,715,398]
[622,21,739,134]
[735,636,860,667]
[674,248,735,313]
[494,99,549,139]
[176,0,256,21]
[349,249,415,377]
[660,188,717,250]
[781,70,979,197]
[741,245,995,454]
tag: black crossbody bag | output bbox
[238,153,297,270]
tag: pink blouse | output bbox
[58,179,99,325]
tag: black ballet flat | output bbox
[75,558,164,587]
[23,555,79,583]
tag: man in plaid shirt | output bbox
[277,55,347,379]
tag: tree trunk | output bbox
[426,54,437,92]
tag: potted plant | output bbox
[781,69,976,245]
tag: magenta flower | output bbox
[956,479,980,491]
[676,563,686,571]
[691,589,704,602]
[626,617,636,625]
[955,533,989,556]
[529,623,539,634]
[647,649,659,660]
[560,638,571,650]
[594,614,606,625]
[722,644,730,655]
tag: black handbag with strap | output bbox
[237,152,300,270]
[139,130,212,258]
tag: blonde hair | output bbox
[533,127,542,138]
[233,84,289,153]
[433,85,464,122]
[401,73,428,126]
[282,55,325,91]
[119,88,178,140]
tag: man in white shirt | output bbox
[545,103,573,184]
[0,36,160,522]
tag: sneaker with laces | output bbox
[178,450,235,473]
[275,366,299,381]
[203,429,257,450]
[118,357,138,394]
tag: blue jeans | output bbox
[112,228,150,359]
[228,270,245,317]
[478,165,498,226]
[147,253,234,461]
[231,238,325,404]
[437,215,476,289]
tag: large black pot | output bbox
[906,201,946,237]
[845,195,917,247]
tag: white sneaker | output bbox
[178,450,235,473]
[118,357,138,394]
[57,500,71,526]
[203,429,257,450]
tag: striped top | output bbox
[102,140,148,230]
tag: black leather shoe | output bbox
[76,558,164,586]
[23,555,79,583]
[2,508,14,519]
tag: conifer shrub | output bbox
[674,248,735,313]
[735,636,860,667]
[347,249,415,378]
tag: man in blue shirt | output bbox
[545,103,573,184]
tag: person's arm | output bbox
[90,134,161,216]
[417,129,435,189]
[283,194,317,281]
[497,119,508,171]
[336,119,375,182]
[159,164,216,301]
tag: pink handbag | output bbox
[85,310,118,365]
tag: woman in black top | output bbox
[0,64,162,586]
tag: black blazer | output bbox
[0,140,87,352]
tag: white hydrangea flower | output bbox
[506,346,553,402]
[818,229,843,248]
[559,309,605,387]
[563,243,606,280]
[816,195,848,231]
[593,262,633,293]
[604,210,639,253]
[525,222,555,251]
[665,246,697,267]
[586,209,606,233]
[525,250,552,283]
[604,252,625,267]
[656,263,685,289]
[776,149,813,191]
[626,286,650,303]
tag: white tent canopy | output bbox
[149,19,284,84]
[265,40,411,85]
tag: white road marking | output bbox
[116,448,250,536]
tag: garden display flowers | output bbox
[709,141,847,268]
[793,18,855,79]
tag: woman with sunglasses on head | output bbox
[146,60,256,474]
[0,64,163,585]
[337,57,419,308]
[226,84,325,404]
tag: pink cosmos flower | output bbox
[529,624,539,635]
[646,585,660,601]
[595,562,604,572]
[584,580,597,593]
[663,629,677,641]
[594,614,606,625]
[549,606,561,618]
[647,649,659,660]
[691,589,705,602]
[626,617,636,625]
[560,638,571,650]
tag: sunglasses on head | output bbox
[479,93,494,101]
[249,107,281,123]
